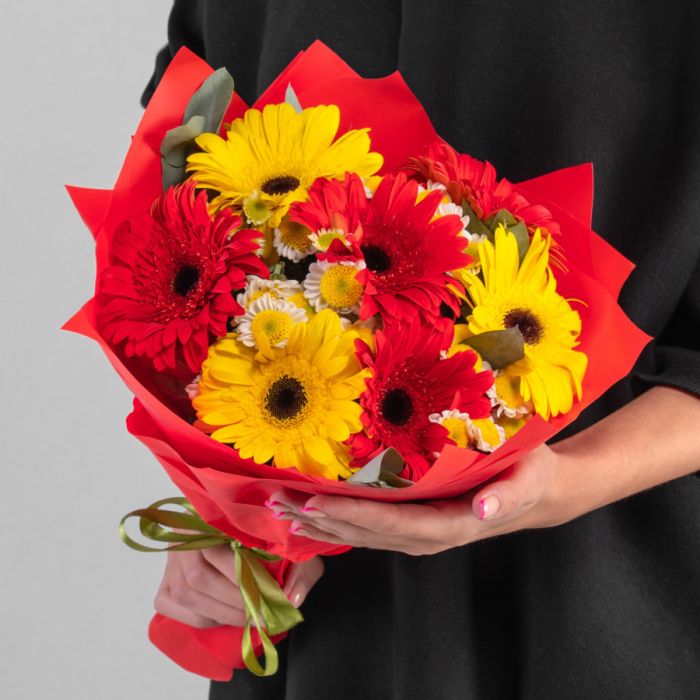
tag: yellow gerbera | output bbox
[193,309,369,479]
[465,226,587,419]
[186,102,383,227]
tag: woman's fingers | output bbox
[155,550,247,627]
[283,557,325,607]
[180,549,245,609]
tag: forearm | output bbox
[551,386,700,518]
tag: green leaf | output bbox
[460,200,492,239]
[285,83,302,113]
[461,326,525,370]
[160,68,234,190]
[485,209,531,261]
[346,448,412,488]
[506,220,530,261]
[184,67,235,134]
[484,208,518,230]
[160,116,206,190]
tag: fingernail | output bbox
[289,523,309,536]
[479,495,500,520]
[265,498,282,508]
[270,508,292,520]
[300,505,326,518]
[289,585,306,608]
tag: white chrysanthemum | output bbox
[273,219,314,261]
[418,182,471,237]
[303,259,366,314]
[429,409,506,453]
[309,227,351,254]
[487,370,534,419]
[236,275,302,309]
[242,190,273,226]
[234,293,307,349]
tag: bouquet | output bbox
[65,42,650,680]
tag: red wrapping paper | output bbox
[65,43,651,680]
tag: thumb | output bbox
[471,446,551,523]
[283,557,325,608]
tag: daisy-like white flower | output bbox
[234,293,307,349]
[236,275,302,309]
[273,219,314,261]
[488,368,534,419]
[429,409,506,453]
[242,190,274,226]
[418,181,471,237]
[303,259,366,314]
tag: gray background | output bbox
[1,1,207,697]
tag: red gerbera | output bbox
[407,140,561,236]
[351,322,494,479]
[291,172,470,322]
[97,181,268,372]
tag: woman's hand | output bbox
[267,386,700,556]
[154,546,324,628]
[267,444,574,556]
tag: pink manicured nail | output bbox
[270,509,289,520]
[300,506,326,517]
[479,495,500,520]
[289,523,309,536]
[264,498,282,508]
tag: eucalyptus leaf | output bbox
[508,220,531,261]
[461,326,525,370]
[346,448,410,488]
[285,83,302,112]
[160,116,207,189]
[485,208,518,230]
[184,67,235,134]
[460,200,492,239]
[160,68,234,190]
[377,472,414,488]
[485,209,531,261]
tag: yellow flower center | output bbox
[442,417,469,448]
[494,372,526,408]
[251,309,294,346]
[319,265,364,310]
[248,288,282,305]
[278,220,311,253]
[287,291,313,313]
[243,193,273,225]
[471,418,502,449]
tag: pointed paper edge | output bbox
[516,162,594,226]
[65,186,112,240]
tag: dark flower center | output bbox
[173,264,200,296]
[381,388,413,426]
[503,307,543,345]
[265,375,308,421]
[361,244,391,273]
[439,301,456,319]
[261,175,301,196]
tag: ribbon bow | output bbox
[119,497,303,676]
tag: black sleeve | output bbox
[633,253,700,398]
[141,0,205,107]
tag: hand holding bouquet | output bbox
[65,42,649,680]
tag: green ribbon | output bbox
[119,497,303,676]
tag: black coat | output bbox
[143,2,700,698]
